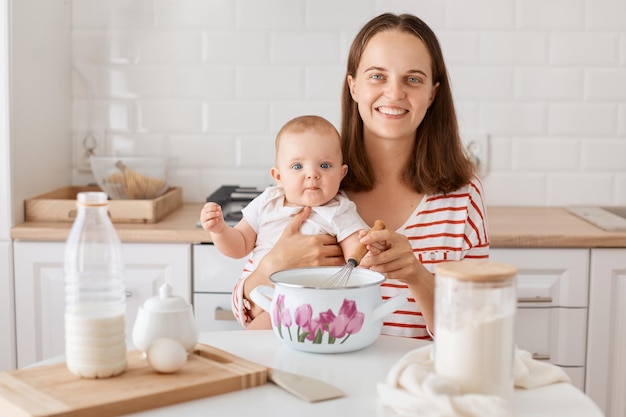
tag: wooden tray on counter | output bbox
[24,186,183,224]
[0,343,267,417]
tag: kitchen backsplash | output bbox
[71,0,626,206]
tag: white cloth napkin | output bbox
[377,345,571,417]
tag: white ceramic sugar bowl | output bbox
[132,283,199,354]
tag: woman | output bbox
[232,13,489,337]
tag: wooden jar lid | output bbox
[434,260,517,282]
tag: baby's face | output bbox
[272,129,347,207]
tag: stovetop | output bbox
[203,185,263,225]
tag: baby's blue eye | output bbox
[320,162,330,169]
[408,77,420,84]
[291,163,302,170]
[371,74,383,80]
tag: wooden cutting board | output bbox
[0,343,267,417]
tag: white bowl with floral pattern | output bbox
[250,266,406,353]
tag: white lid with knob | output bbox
[142,283,191,313]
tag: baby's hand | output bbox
[200,202,226,233]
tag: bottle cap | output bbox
[77,192,108,206]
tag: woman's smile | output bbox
[376,106,409,116]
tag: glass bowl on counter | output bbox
[89,156,178,200]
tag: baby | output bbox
[200,115,370,329]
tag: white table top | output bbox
[114,330,602,417]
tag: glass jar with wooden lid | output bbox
[434,260,518,399]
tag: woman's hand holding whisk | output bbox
[358,228,386,257]
[358,229,423,284]
[359,229,436,330]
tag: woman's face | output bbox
[348,29,439,143]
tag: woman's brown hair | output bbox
[340,13,474,194]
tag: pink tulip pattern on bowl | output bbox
[273,295,365,344]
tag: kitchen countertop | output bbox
[10,204,626,247]
[11,203,208,243]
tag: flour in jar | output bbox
[434,309,515,399]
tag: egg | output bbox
[146,338,188,373]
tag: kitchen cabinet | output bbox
[13,241,191,368]
[193,244,247,332]
[586,249,626,417]
[490,248,589,391]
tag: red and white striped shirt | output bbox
[231,177,490,334]
[380,177,490,339]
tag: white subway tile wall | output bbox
[71,0,626,206]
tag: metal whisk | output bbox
[321,220,386,288]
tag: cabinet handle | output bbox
[125,291,133,298]
[517,296,553,303]
[531,353,551,361]
[214,307,236,321]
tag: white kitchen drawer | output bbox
[515,307,587,367]
[194,293,242,332]
[193,244,248,292]
[491,248,589,307]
